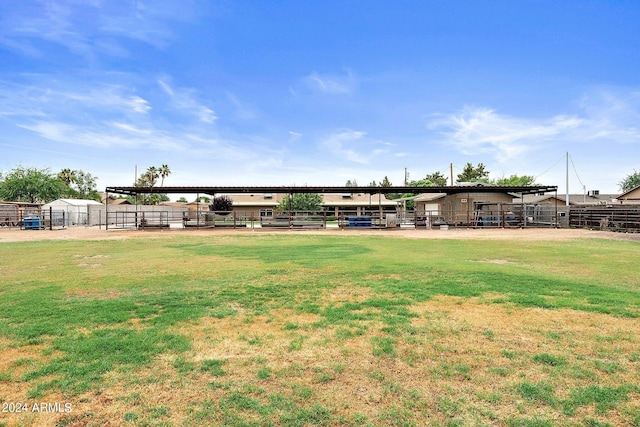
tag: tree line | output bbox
[0,166,100,203]
[0,164,172,204]
[2,162,639,205]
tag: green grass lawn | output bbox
[1,233,639,426]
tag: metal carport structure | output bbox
[104,184,558,230]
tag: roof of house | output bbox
[513,193,620,206]
[617,185,640,200]
[223,193,397,207]
[413,193,447,202]
[0,201,42,207]
[321,193,397,206]
[109,198,132,205]
[43,198,103,207]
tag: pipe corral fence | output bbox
[99,205,564,230]
[569,207,640,233]
[0,206,67,230]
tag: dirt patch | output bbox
[2,225,638,243]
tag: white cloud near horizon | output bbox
[428,89,640,163]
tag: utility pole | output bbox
[450,163,454,186]
[404,167,409,186]
[566,151,569,207]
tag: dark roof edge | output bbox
[105,185,557,196]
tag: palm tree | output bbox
[145,166,159,187]
[57,168,77,186]
[159,164,171,187]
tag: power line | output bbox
[568,153,585,189]
[534,153,566,181]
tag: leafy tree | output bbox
[493,174,538,186]
[176,197,188,203]
[400,171,449,209]
[345,179,358,187]
[619,170,640,193]
[209,195,233,212]
[379,176,392,187]
[195,196,211,203]
[424,171,448,186]
[409,171,448,187]
[456,163,490,183]
[368,180,377,187]
[66,169,100,201]
[0,166,67,203]
[277,193,323,212]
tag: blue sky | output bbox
[1,0,639,197]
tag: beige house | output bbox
[219,192,397,218]
[413,193,446,215]
[616,185,640,204]
[513,192,620,207]
[321,192,397,216]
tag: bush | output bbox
[209,196,233,212]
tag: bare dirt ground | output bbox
[1,225,639,243]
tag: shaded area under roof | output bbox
[105,185,558,196]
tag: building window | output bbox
[260,209,273,217]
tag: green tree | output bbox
[277,193,323,212]
[456,163,490,183]
[345,179,358,187]
[409,171,448,187]
[0,166,67,203]
[134,165,169,204]
[57,168,77,186]
[176,197,188,203]
[493,174,538,186]
[68,170,100,201]
[400,171,449,210]
[195,196,211,203]
[159,164,171,187]
[424,171,448,186]
[379,176,392,187]
[619,170,640,193]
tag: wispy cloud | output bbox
[428,107,580,162]
[0,0,197,60]
[321,129,390,164]
[428,90,640,163]
[157,78,217,124]
[295,69,357,96]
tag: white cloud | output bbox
[0,0,199,61]
[320,129,391,164]
[431,87,640,159]
[288,131,302,143]
[157,78,217,124]
[428,107,582,163]
[301,69,357,95]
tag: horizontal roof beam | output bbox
[106,185,558,196]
